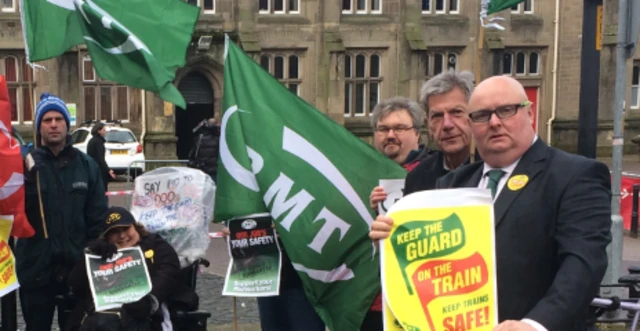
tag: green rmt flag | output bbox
[21,0,199,108]
[486,0,527,14]
[215,36,406,330]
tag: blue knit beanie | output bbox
[35,93,71,130]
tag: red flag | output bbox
[0,76,35,238]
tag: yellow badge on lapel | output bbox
[144,249,154,263]
[508,175,529,191]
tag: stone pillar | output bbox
[143,92,178,160]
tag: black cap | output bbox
[101,206,135,237]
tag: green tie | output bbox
[486,169,505,198]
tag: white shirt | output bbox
[477,136,538,200]
[477,136,547,331]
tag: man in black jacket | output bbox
[87,122,115,192]
[363,70,476,331]
[188,118,220,182]
[17,93,108,331]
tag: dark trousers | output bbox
[20,284,69,331]
[257,287,325,331]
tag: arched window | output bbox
[501,50,542,77]
[2,56,36,123]
[258,52,303,96]
[516,52,526,75]
[82,56,130,121]
[502,53,513,75]
[529,52,539,75]
[344,52,383,116]
[424,50,460,79]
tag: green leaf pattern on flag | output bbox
[215,37,407,330]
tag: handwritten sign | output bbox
[131,167,215,267]
[381,188,497,331]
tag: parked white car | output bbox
[71,124,145,178]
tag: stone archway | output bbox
[174,56,223,160]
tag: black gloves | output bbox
[122,294,157,320]
[87,239,118,261]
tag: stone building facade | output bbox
[1,0,639,159]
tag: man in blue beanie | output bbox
[15,93,108,331]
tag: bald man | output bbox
[370,76,611,331]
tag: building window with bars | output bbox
[501,50,540,76]
[82,57,131,122]
[511,0,534,14]
[1,0,16,12]
[424,51,458,78]
[185,0,215,13]
[344,52,382,117]
[632,64,639,109]
[260,0,300,14]
[422,0,459,14]
[1,56,36,124]
[342,0,382,14]
[259,53,302,96]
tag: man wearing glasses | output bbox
[370,75,611,331]
[369,70,475,212]
[370,96,430,170]
[364,71,475,330]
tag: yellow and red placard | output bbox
[381,188,498,331]
[0,215,18,297]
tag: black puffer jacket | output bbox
[65,233,181,331]
[187,123,220,181]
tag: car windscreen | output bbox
[105,131,136,144]
[71,130,89,144]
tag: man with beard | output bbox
[363,70,475,330]
[371,96,431,171]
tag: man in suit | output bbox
[370,75,611,331]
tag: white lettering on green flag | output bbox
[215,36,407,330]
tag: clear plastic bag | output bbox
[130,167,215,268]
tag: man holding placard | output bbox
[371,76,611,331]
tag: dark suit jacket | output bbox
[404,151,450,195]
[404,151,477,195]
[435,139,611,331]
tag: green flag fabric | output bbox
[486,0,527,14]
[215,36,407,330]
[21,0,199,108]
[21,0,84,62]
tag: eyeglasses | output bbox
[468,101,532,123]
[375,126,416,135]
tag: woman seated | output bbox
[64,206,180,331]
